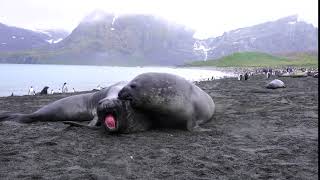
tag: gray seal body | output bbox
[266,79,286,89]
[0,82,127,125]
[118,72,215,131]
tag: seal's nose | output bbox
[98,99,107,111]
[97,99,119,113]
[118,87,130,100]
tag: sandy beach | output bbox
[0,74,318,179]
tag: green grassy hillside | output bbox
[187,52,318,67]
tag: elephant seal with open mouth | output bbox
[0,81,151,134]
[0,82,126,128]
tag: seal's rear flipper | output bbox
[0,113,35,123]
[0,113,10,121]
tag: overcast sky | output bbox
[0,0,318,39]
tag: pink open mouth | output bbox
[105,114,116,129]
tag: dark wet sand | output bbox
[0,75,318,179]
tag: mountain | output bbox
[0,23,48,52]
[52,11,198,65]
[194,15,318,60]
[0,23,69,52]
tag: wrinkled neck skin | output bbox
[119,101,151,133]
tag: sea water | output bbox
[0,64,234,96]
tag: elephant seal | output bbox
[97,98,151,133]
[117,72,215,131]
[0,82,127,127]
[266,79,286,89]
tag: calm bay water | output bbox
[0,64,234,96]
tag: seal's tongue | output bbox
[105,114,116,129]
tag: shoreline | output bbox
[0,64,235,97]
[2,64,317,97]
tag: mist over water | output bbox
[0,64,234,96]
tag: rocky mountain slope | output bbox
[51,11,198,65]
[194,15,318,60]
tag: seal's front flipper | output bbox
[63,121,86,127]
[88,116,99,127]
[192,125,211,132]
[63,117,101,130]
[63,121,101,130]
[187,120,211,132]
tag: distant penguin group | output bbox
[238,73,249,81]
[20,82,106,97]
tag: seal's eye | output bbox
[130,83,137,89]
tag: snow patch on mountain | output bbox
[111,15,118,26]
[110,14,118,31]
[53,38,63,43]
[193,41,211,61]
[46,38,63,44]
